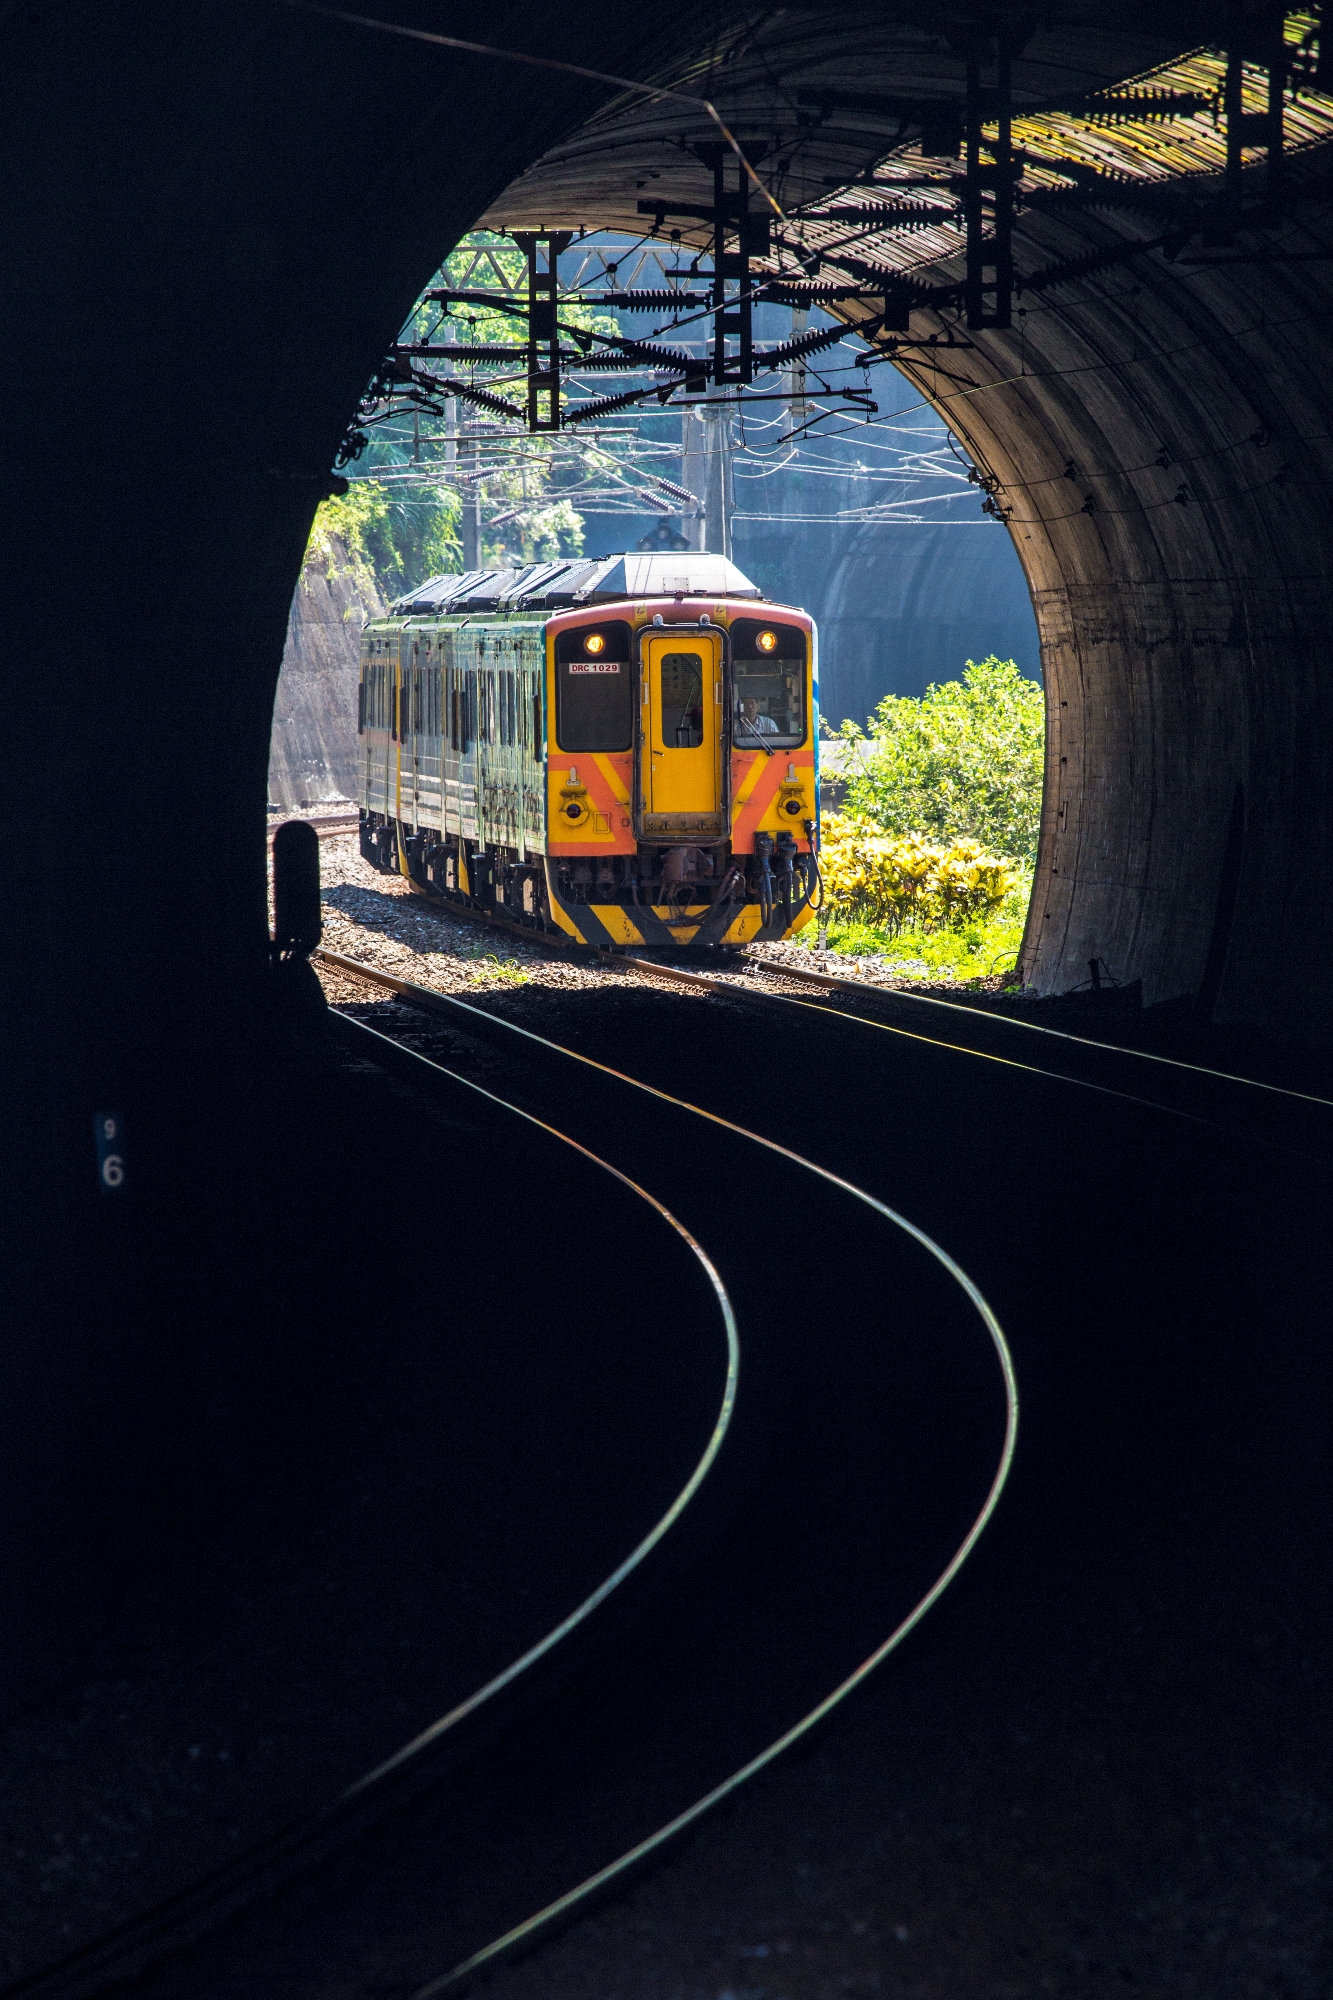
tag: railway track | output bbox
[6,964,1016,2000]
[268,810,361,842]
[316,903,1333,1161]
[5,1064,739,2000]
[314,822,1333,1145]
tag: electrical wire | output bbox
[282,1,795,230]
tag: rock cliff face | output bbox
[267,535,384,807]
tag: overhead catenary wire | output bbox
[282,1,796,232]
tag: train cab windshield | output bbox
[554,621,634,751]
[730,619,807,747]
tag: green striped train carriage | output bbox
[357,550,821,951]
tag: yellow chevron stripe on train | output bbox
[356,550,820,953]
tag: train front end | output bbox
[543,588,819,951]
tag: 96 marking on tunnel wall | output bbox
[94,1112,126,1195]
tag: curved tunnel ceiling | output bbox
[474,5,1333,1035]
[481,9,1226,239]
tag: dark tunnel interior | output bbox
[2,5,1331,1995]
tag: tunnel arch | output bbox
[6,0,1333,1700]
[897,215,1333,1031]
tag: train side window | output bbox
[358,669,366,735]
[532,679,542,761]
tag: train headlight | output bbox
[584,632,606,655]
[756,629,778,653]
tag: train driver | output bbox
[738,695,779,738]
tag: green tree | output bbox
[362,230,622,572]
[835,657,1045,866]
[307,478,461,602]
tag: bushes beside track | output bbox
[815,656,1043,982]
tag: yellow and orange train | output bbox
[357,550,820,951]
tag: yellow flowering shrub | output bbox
[820,813,1018,933]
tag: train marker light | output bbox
[584,632,606,655]
[756,629,778,653]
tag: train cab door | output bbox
[639,628,724,837]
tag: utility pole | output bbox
[785,304,808,438]
[680,408,706,550]
[463,433,480,569]
[703,406,732,559]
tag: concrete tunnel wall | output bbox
[0,0,716,1705]
[884,171,1333,1034]
[2,0,1331,1694]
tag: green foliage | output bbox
[306,480,390,596]
[821,876,1032,984]
[483,496,584,569]
[835,657,1045,867]
[306,477,460,602]
[459,948,531,985]
[820,814,1018,933]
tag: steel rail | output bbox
[315,926,1329,1160]
[330,868,1332,1109]
[2,1069,738,2000]
[740,951,1333,1110]
[310,961,1017,1998]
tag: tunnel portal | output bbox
[5,0,1331,1847]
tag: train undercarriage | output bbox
[359,810,820,953]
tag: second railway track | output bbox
[315,899,1333,1161]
